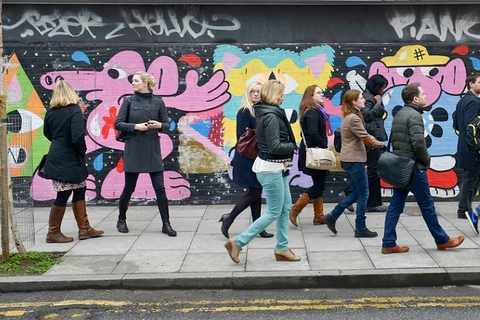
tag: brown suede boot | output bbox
[72,200,104,240]
[289,193,310,227]
[46,205,74,243]
[313,197,326,225]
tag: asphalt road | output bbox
[1,286,480,319]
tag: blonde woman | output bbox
[219,81,273,239]
[43,80,104,243]
[114,71,176,236]
[225,80,299,263]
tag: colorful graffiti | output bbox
[4,43,479,204]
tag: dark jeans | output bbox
[382,169,449,248]
[457,168,480,216]
[120,171,166,201]
[366,147,383,207]
[331,162,369,230]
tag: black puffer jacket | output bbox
[43,104,88,183]
[361,89,387,141]
[391,103,430,170]
[253,103,296,162]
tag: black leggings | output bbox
[120,171,167,201]
[306,170,327,200]
[53,187,86,206]
[229,187,262,221]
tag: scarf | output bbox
[316,102,330,121]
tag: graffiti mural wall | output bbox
[3,4,480,204]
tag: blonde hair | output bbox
[239,81,262,117]
[260,80,285,106]
[50,80,80,109]
[135,71,156,91]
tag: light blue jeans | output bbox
[235,170,291,251]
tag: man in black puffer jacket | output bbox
[381,83,465,254]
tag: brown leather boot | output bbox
[46,205,74,243]
[72,200,104,240]
[313,197,326,225]
[289,193,310,227]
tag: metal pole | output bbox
[0,2,9,262]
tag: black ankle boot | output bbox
[117,219,129,233]
[259,230,274,238]
[218,213,233,239]
[162,224,177,237]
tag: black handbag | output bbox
[116,98,131,142]
[377,132,416,189]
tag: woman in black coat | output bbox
[361,74,389,212]
[114,71,176,236]
[219,81,273,239]
[290,85,329,227]
[43,80,104,243]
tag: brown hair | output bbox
[299,85,320,120]
[401,82,421,104]
[341,90,361,118]
[466,72,480,90]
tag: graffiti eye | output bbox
[420,67,439,77]
[282,74,299,94]
[396,67,414,78]
[107,68,128,80]
[54,75,64,82]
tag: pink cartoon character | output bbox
[35,50,230,201]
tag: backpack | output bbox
[466,115,480,151]
[334,127,342,153]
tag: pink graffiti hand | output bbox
[164,70,230,112]
[164,171,191,200]
[31,174,56,201]
[85,174,97,201]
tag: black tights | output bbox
[53,187,86,207]
[229,187,262,221]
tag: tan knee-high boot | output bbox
[72,200,104,240]
[313,197,326,225]
[46,205,74,243]
[289,193,310,227]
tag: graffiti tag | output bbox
[3,8,241,40]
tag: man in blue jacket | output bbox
[453,72,480,235]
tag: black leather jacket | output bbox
[253,102,296,162]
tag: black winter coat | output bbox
[254,103,296,162]
[115,91,170,173]
[453,91,480,170]
[43,104,88,183]
[298,107,328,175]
[361,89,388,141]
[231,108,261,188]
[391,103,430,170]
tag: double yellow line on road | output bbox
[1,296,480,317]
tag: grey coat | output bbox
[114,91,170,173]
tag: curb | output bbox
[2,269,480,292]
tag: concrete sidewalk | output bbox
[1,201,480,292]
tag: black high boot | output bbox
[157,198,177,237]
[117,198,129,233]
